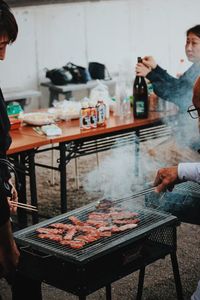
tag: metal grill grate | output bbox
[173,181,200,197]
[14,195,177,263]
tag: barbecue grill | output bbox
[14,194,183,300]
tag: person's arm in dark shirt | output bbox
[0,88,11,226]
[146,63,200,111]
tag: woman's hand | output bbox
[154,166,180,193]
[142,56,157,69]
[135,62,151,77]
[7,179,18,214]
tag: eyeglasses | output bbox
[187,105,200,119]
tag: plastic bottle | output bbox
[114,77,127,117]
[80,98,91,130]
[133,57,148,118]
[89,80,110,119]
[122,96,131,116]
[89,101,97,128]
[96,100,106,127]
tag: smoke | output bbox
[83,101,200,201]
[83,137,163,200]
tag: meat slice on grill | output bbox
[111,223,138,233]
[36,228,65,235]
[68,216,84,226]
[63,228,77,240]
[50,223,75,230]
[36,202,140,250]
[98,231,112,237]
[110,211,139,220]
[86,219,109,228]
[98,226,118,232]
[88,212,111,220]
[75,235,100,243]
[60,240,86,249]
[113,219,140,225]
[95,199,114,210]
[37,233,63,242]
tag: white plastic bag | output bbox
[49,99,81,120]
[89,80,110,119]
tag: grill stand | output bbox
[136,252,183,300]
[137,267,145,300]
[170,253,183,300]
[78,286,112,300]
[15,223,183,300]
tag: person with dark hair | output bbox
[153,76,200,299]
[136,24,200,112]
[0,1,42,299]
[138,25,200,226]
[0,0,19,280]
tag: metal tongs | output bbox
[131,186,155,199]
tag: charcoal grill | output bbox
[14,195,183,300]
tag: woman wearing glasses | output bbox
[136,25,200,113]
[153,77,200,300]
[143,26,200,226]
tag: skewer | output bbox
[10,201,38,212]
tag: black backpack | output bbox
[63,62,91,84]
[88,62,112,80]
[46,68,70,85]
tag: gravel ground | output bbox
[0,141,199,300]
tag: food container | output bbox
[7,102,23,117]
[9,116,22,130]
[19,112,55,126]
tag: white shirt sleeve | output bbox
[178,162,200,183]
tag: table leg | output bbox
[49,90,59,107]
[59,142,67,212]
[28,150,38,224]
[135,130,140,177]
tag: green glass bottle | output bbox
[133,57,148,118]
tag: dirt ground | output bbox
[0,139,200,300]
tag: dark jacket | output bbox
[146,63,200,112]
[0,88,11,226]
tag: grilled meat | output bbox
[36,201,140,249]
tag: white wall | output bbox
[0,0,200,109]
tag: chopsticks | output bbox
[10,201,38,212]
